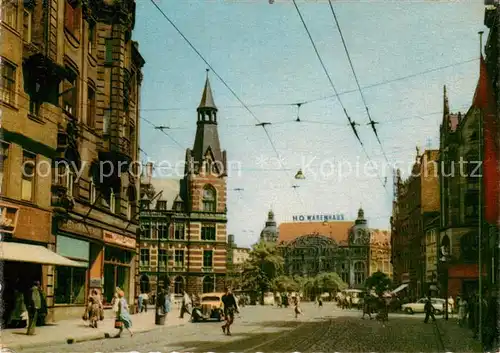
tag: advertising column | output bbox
[103,231,136,307]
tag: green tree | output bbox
[241,241,284,303]
[301,272,347,300]
[272,275,299,292]
[365,271,392,296]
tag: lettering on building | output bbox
[292,214,345,222]
[104,230,136,249]
[60,219,102,239]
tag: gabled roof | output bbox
[148,178,182,210]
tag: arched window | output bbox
[202,185,216,212]
[140,274,150,293]
[354,261,366,285]
[340,263,349,284]
[174,276,184,295]
[202,275,214,293]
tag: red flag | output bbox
[473,56,499,225]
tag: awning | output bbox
[391,283,409,294]
[0,242,87,267]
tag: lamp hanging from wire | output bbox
[295,169,305,179]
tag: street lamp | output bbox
[294,169,305,180]
[439,244,450,320]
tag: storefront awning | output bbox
[391,283,409,294]
[0,242,87,267]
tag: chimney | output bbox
[145,162,153,184]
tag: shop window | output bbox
[87,84,96,128]
[22,9,31,43]
[104,246,131,264]
[105,39,113,64]
[88,20,96,55]
[64,0,81,40]
[141,223,151,239]
[158,223,168,240]
[54,266,86,304]
[140,249,150,266]
[62,67,77,117]
[203,250,213,268]
[202,185,216,212]
[156,201,167,210]
[201,224,216,241]
[21,152,35,201]
[0,143,9,194]
[174,249,184,267]
[0,60,16,106]
[202,275,214,293]
[1,1,17,29]
[174,223,185,240]
[158,249,168,268]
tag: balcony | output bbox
[172,265,186,272]
[202,266,214,273]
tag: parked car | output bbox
[401,298,444,315]
[192,292,224,322]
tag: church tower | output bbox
[183,72,228,294]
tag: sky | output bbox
[133,0,488,248]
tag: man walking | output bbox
[27,281,42,335]
[423,296,435,323]
[221,287,239,336]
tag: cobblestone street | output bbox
[14,303,482,353]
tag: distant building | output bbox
[275,208,373,289]
[260,210,279,242]
[138,75,228,296]
[369,229,392,278]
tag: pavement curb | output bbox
[3,321,187,351]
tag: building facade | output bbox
[1,0,143,322]
[138,76,228,296]
[369,229,392,278]
[275,208,374,289]
[439,84,491,298]
[424,215,439,296]
[391,149,440,298]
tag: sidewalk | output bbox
[0,309,189,351]
[435,318,483,352]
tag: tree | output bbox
[301,272,347,300]
[241,241,284,303]
[365,271,392,296]
[272,275,299,293]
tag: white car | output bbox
[402,298,444,314]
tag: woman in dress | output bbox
[114,290,133,338]
[87,289,103,328]
[457,295,468,327]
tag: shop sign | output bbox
[0,203,19,234]
[89,278,102,288]
[292,213,345,222]
[103,230,136,249]
[59,219,102,240]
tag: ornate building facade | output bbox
[369,229,392,278]
[274,208,375,289]
[138,75,228,296]
[1,0,143,322]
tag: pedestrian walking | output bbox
[362,293,372,320]
[86,289,103,328]
[317,297,323,307]
[293,296,302,318]
[8,287,28,328]
[164,290,171,318]
[423,296,436,323]
[375,297,389,327]
[179,291,191,318]
[457,295,468,327]
[113,290,133,338]
[26,281,42,335]
[221,287,239,335]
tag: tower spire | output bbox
[198,69,217,110]
[443,85,449,116]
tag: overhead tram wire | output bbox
[292,0,389,196]
[148,0,305,205]
[140,57,479,112]
[142,116,185,150]
[328,0,389,164]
